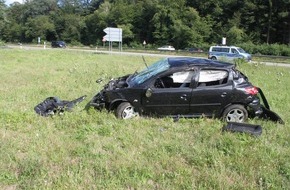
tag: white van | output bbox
[208,46,251,62]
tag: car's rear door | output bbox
[189,69,233,117]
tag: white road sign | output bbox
[103,27,122,42]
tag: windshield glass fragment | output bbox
[128,58,170,85]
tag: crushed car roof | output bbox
[168,57,234,68]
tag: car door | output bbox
[227,48,242,60]
[189,69,233,117]
[142,70,195,116]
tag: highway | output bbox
[6,44,290,68]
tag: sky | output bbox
[5,0,23,5]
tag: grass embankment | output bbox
[0,49,289,189]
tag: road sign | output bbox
[103,27,122,42]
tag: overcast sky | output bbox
[5,0,23,5]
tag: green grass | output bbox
[0,49,290,189]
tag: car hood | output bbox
[102,75,130,91]
[240,52,252,60]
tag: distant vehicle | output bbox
[208,46,251,62]
[186,47,203,53]
[51,41,66,48]
[157,45,175,51]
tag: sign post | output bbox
[222,37,226,45]
[103,27,122,51]
[102,37,106,48]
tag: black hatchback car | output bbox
[51,41,66,48]
[87,57,283,123]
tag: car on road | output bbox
[51,41,66,48]
[87,57,283,123]
[157,45,175,51]
[208,45,251,62]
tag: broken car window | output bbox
[154,71,195,88]
[198,70,228,87]
[129,58,170,85]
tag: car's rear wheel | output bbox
[211,56,217,60]
[115,102,138,119]
[222,104,248,123]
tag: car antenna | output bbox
[142,55,148,68]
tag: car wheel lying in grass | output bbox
[87,57,283,123]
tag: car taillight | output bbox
[245,86,259,95]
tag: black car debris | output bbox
[87,57,283,123]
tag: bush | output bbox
[279,45,290,56]
[236,43,290,56]
[70,40,83,47]
[0,40,5,46]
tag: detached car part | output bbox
[222,122,262,136]
[35,95,86,117]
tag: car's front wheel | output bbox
[115,102,138,119]
[222,104,248,123]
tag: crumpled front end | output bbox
[88,75,130,110]
[89,91,106,110]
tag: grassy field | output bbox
[0,48,290,189]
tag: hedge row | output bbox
[238,43,290,56]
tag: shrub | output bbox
[237,43,290,56]
[0,40,5,46]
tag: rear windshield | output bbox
[233,68,248,83]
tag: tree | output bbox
[82,0,111,45]
[58,14,85,43]
[24,15,56,42]
[0,0,7,41]
[1,0,289,46]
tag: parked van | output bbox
[208,46,251,62]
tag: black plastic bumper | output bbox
[222,122,262,136]
[257,88,284,124]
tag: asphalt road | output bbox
[6,44,290,67]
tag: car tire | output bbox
[115,102,138,119]
[222,104,248,123]
[211,57,217,60]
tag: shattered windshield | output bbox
[128,58,170,85]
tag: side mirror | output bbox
[145,88,153,98]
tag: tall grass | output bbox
[0,49,289,189]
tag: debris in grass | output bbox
[34,95,86,117]
[222,122,262,136]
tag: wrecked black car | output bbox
[87,57,283,123]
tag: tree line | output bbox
[0,0,289,50]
